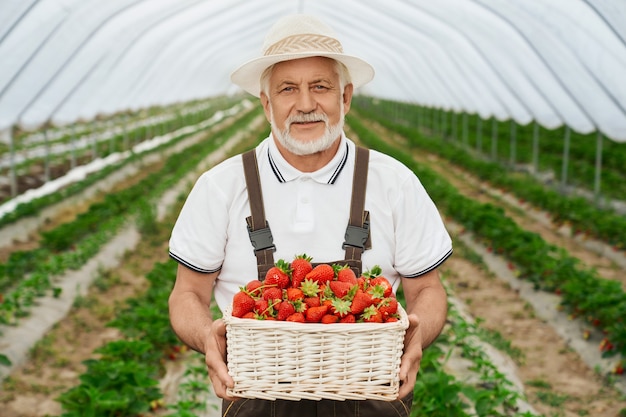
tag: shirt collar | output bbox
[267,133,350,184]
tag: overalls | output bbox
[222,147,413,417]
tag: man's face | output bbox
[261,56,353,156]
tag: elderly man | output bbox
[168,14,452,417]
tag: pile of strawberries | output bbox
[230,254,400,323]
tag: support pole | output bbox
[476,117,482,152]
[561,126,571,189]
[70,124,77,169]
[462,113,468,147]
[441,109,448,139]
[491,118,498,160]
[594,131,603,200]
[532,121,539,173]
[43,128,50,182]
[509,120,516,166]
[9,126,17,197]
[452,112,458,141]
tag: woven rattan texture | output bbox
[223,305,409,401]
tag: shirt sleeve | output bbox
[168,170,229,273]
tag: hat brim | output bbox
[230,52,375,97]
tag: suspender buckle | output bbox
[342,219,370,250]
[247,222,276,253]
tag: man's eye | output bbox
[313,85,328,91]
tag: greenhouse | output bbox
[1,1,626,416]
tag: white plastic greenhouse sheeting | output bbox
[1,0,625,142]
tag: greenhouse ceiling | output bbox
[1,0,625,142]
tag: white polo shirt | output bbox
[169,133,452,312]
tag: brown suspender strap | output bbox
[242,146,371,280]
[242,149,276,280]
[342,146,370,264]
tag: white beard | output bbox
[270,105,345,156]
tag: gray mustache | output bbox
[287,113,328,124]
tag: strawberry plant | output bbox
[57,340,162,417]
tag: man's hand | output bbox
[205,318,238,401]
[398,313,422,399]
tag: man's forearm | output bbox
[408,284,448,349]
[169,291,214,353]
[402,270,448,349]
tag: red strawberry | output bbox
[262,286,282,302]
[242,311,257,319]
[378,297,398,319]
[286,287,304,301]
[367,281,387,304]
[385,316,399,323]
[277,301,296,321]
[357,276,367,290]
[339,314,356,323]
[362,305,383,323]
[305,305,329,322]
[370,276,393,298]
[321,314,339,324]
[245,280,264,296]
[329,281,356,299]
[286,312,305,323]
[305,296,321,308]
[335,265,358,284]
[232,291,256,318]
[351,289,374,315]
[305,264,335,284]
[264,259,291,289]
[255,298,269,313]
[255,299,278,318]
[291,254,313,287]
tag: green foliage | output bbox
[57,340,161,417]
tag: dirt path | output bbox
[347,120,626,417]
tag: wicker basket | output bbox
[222,304,409,401]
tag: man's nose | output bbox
[295,89,316,113]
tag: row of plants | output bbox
[5,96,231,154]
[354,97,626,202]
[0,104,265,328]
[347,114,626,375]
[352,101,626,250]
[0,97,246,228]
[0,96,242,203]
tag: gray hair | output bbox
[260,59,352,96]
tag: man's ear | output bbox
[260,92,271,122]
[342,83,354,114]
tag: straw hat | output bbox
[230,14,375,97]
